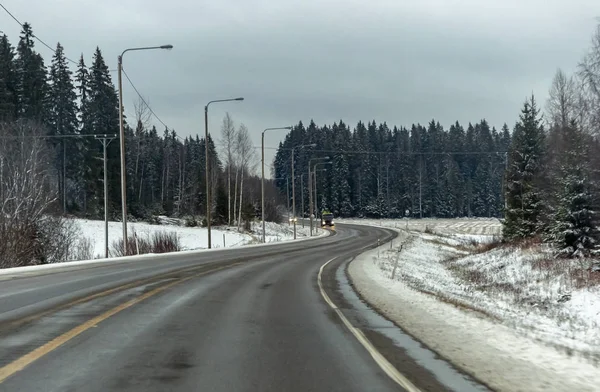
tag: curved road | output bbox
[0,224,449,391]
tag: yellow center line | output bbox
[0,263,225,331]
[0,262,241,384]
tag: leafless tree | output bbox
[546,68,577,128]
[220,112,237,225]
[235,124,257,231]
[133,96,152,199]
[0,121,56,267]
[578,22,600,136]
[134,95,152,130]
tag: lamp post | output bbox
[204,97,244,249]
[300,173,305,228]
[308,156,329,236]
[313,162,332,227]
[261,127,291,243]
[118,44,173,254]
[291,144,316,239]
[287,177,290,224]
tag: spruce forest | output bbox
[1,22,600,260]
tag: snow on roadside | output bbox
[341,219,600,351]
[349,239,600,392]
[75,218,315,259]
[368,228,600,355]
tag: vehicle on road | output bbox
[321,210,334,228]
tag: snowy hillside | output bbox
[346,218,600,391]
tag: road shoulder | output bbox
[347,233,600,392]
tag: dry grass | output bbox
[71,237,95,261]
[514,236,543,250]
[110,230,180,257]
[531,257,600,289]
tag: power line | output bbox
[122,69,172,132]
[1,3,173,133]
[0,2,79,66]
[261,146,508,156]
[0,133,118,140]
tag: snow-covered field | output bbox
[346,219,600,392]
[337,217,502,237]
[74,218,316,259]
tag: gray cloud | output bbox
[1,0,599,168]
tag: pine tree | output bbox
[272,118,508,220]
[14,23,48,122]
[215,179,228,225]
[0,34,17,121]
[330,124,353,217]
[87,47,120,215]
[48,43,78,209]
[503,95,545,241]
[72,55,92,211]
[549,121,599,256]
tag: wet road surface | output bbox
[0,224,487,392]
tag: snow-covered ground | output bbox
[337,217,502,237]
[346,219,600,391]
[74,218,316,259]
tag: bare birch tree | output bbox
[0,121,56,267]
[134,96,151,197]
[546,68,576,128]
[578,22,600,136]
[235,124,257,231]
[220,112,237,226]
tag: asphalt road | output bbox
[0,223,421,392]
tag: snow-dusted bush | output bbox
[109,229,181,257]
[0,120,71,268]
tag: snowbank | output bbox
[0,220,327,276]
[348,230,600,392]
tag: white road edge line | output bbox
[317,256,421,392]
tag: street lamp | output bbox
[118,44,173,254]
[313,162,332,227]
[205,97,244,249]
[291,143,316,239]
[308,156,329,236]
[300,173,305,228]
[261,127,292,243]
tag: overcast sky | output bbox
[1,0,598,169]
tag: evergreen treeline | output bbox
[0,23,238,222]
[4,19,600,258]
[273,119,511,219]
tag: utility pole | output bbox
[118,44,173,254]
[313,162,332,229]
[419,156,423,219]
[261,126,291,243]
[291,144,315,238]
[386,157,390,215]
[118,54,126,253]
[95,134,116,259]
[286,177,290,225]
[504,152,508,213]
[63,141,67,215]
[300,173,305,228]
[314,168,318,223]
[308,169,313,235]
[204,97,244,248]
[308,156,329,235]
[291,148,296,238]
